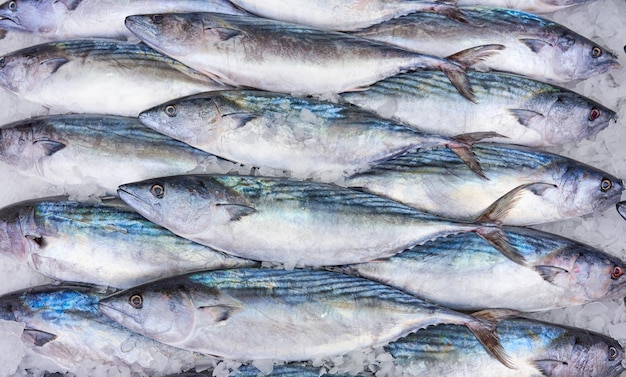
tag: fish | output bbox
[340,70,617,147]
[0,198,256,289]
[0,114,238,192]
[457,0,599,13]
[351,7,620,83]
[98,268,512,367]
[387,317,625,377]
[344,143,624,226]
[0,0,247,40]
[123,12,493,100]
[138,90,496,180]
[0,284,212,375]
[117,174,523,268]
[343,226,626,311]
[225,0,465,31]
[0,40,229,116]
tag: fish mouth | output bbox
[117,185,162,222]
[0,14,24,32]
[98,300,141,326]
[124,15,159,43]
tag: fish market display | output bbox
[352,7,620,83]
[387,317,625,377]
[98,268,511,366]
[340,70,616,147]
[117,175,521,267]
[0,0,247,40]
[344,226,626,311]
[456,0,600,12]
[0,40,229,116]
[0,198,255,288]
[124,12,481,99]
[344,143,623,225]
[0,114,236,191]
[138,90,494,180]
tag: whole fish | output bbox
[0,114,237,191]
[387,318,625,377]
[124,12,484,100]
[117,175,522,267]
[98,268,512,367]
[344,143,624,225]
[0,0,247,40]
[340,70,616,147]
[344,227,626,311]
[0,284,212,375]
[352,8,620,83]
[0,198,256,288]
[138,90,494,180]
[225,0,464,31]
[0,40,229,116]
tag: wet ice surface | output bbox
[0,0,624,375]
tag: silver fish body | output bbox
[98,268,510,365]
[344,143,624,225]
[341,70,616,147]
[346,226,626,311]
[0,40,228,116]
[0,198,255,288]
[0,114,236,191]
[457,0,599,12]
[117,175,522,267]
[123,12,475,99]
[0,0,247,40]
[387,318,625,377]
[352,8,620,83]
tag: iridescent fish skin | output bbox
[0,0,247,40]
[347,227,626,311]
[352,8,619,83]
[0,114,235,191]
[457,0,599,12]
[0,40,228,116]
[0,198,255,288]
[387,318,625,377]
[0,284,209,375]
[99,268,509,365]
[345,143,624,226]
[341,70,616,147]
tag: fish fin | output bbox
[533,359,568,377]
[452,132,505,144]
[617,202,626,221]
[205,27,242,41]
[465,314,515,369]
[475,226,526,266]
[448,132,505,180]
[0,29,6,40]
[198,305,238,322]
[54,0,83,10]
[519,38,552,53]
[33,139,66,156]
[25,234,45,248]
[440,64,475,103]
[534,265,569,284]
[471,309,522,322]
[40,57,70,75]
[475,182,557,223]
[216,203,257,221]
[509,109,545,129]
[23,329,57,347]
[223,112,257,129]
[435,2,469,24]
[446,44,505,68]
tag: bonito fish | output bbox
[352,7,620,83]
[117,175,522,267]
[98,268,512,367]
[341,70,616,147]
[344,143,624,226]
[0,40,229,116]
[0,198,255,288]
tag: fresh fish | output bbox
[352,8,620,83]
[340,70,616,147]
[138,90,495,180]
[123,12,486,100]
[344,226,626,311]
[457,0,599,13]
[0,40,229,116]
[0,114,237,191]
[387,317,625,377]
[0,198,256,288]
[0,284,212,375]
[344,143,624,225]
[0,0,247,40]
[225,0,464,31]
[98,268,512,367]
[117,175,522,267]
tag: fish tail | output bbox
[448,132,504,180]
[439,63,475,103]
[465,312,516,369]
[446,44,506,68]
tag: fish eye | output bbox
[151,14,164,24]
[591,47,603,58]
[609,346,618,360]
[600,178,612,192]
[150,184,164,199]
[129,294,143,309]
[0,57,5,68]
[7,1,16,11]
[589,108,601,121]
[612,266,624,279]
[164,105,177,117]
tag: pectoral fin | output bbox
[34,139,66,156]
[520,38,552,53]
[206,27,242,41]
[23,329,57,346]
[535,265,569,284]
[223,113,257,129]
[198,305,239,322]
[25,234,45,248]
[216,203,257,221]
[509,109,545,129]
[533,359,568,377]
[40,57,70,75]
[54,0,83,10]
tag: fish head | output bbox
[0,46,69,94]
[0,0,62,34]
[0,204,32,262]
[0,118,66,171]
